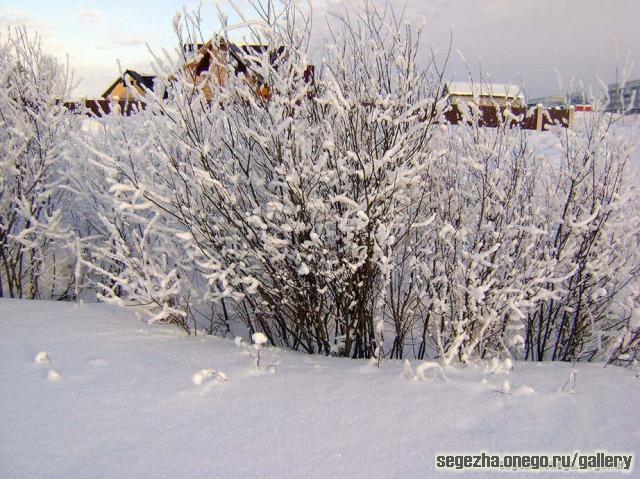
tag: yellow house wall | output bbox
[105,80,145,100]
[450,94,525,108]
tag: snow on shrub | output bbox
[7,1,638,367]
[0,28,81,300]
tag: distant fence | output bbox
[443,104,573,130]
[64,100,146,117]
[65,100,573,130]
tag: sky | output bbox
[0,0,638,99]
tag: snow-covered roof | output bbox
[101,69,157,99]
[446,82,524,99]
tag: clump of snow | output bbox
[402,359,414,379]
[509,334,525,348]
[502,357,513,372]
[513,385,535,396]
[502,379,511,394]
[414,361,448,382]
[375,320,384,335]
[251,332,268,346]
[192,368,226,385]
[175,231,193,241]
[438,223,455,239]
[330,335,346,355]
[561,367,578,394]
[250,332,269,369]
[469,285,489,303]
[487,356,513,375]
[34,351,50,364]
[192,368,214,385]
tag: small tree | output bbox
[83,0,449,356]
[0,28,79,299]
[524,105,640,361]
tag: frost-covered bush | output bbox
[391,103,640,364]
[78,0,449,356]
[69,1,640,365]
[399,114,549,364]
[0,28,80,299]
[524,111,640,361]
[606,284,640,367]
[69,110,215,333]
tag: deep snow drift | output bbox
[1,298,638,478]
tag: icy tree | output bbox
[606,285,640,367]
[69,112,209,333]
[0,28,80,299]
[72,0,640,367]
[382,91,640,364]
[524,109,640,361]
[397,105,552,363]
[80,0,449,357]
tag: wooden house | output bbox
[97,37,314,107]
[101,69,157,101]
[182,36,312,100]
[445,82,525,108]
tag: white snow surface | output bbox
[445,81,524,99]
[1,298,638,478]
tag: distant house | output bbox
[96,37,314,109]
[444,82,525,108]
[102,69,157,101]
[607,79,640,114]
[182,36,313,101]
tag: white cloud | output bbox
[306,0,639,97]
[0,7,62,51]
[0,7,42,31]
[112,37,147,47]
[77,9,104,19]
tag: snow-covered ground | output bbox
[1,298,638,478]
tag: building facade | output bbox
[607,79,640,114]
[444,82,525,108]
[102,70,157,101]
